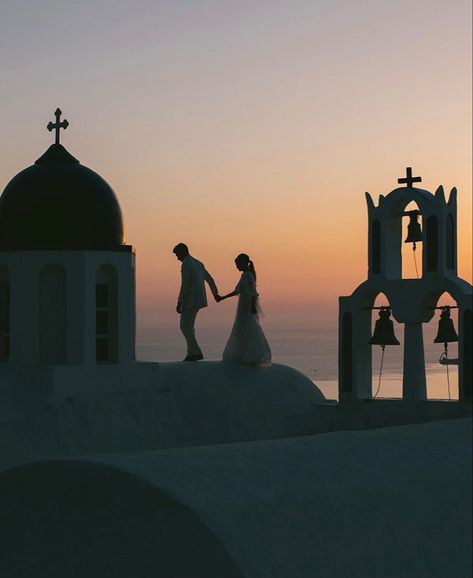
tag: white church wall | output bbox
[0,249,157,399]
[0,249,135,368]
[0,363,325,470]
[0,265,9,361]
[40,264,67,364]
[50,361,161,395]
[66,254,87,364]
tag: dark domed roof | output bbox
[0,144,126,250]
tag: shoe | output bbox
[183,353,204,362]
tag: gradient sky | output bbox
[1,0,471,328]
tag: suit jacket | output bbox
[178,255,218,310]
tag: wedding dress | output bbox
[222,271,271,366]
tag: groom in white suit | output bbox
[173,243,219,361]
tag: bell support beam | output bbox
[458,307,472,401]
[402,323,427,400]
[338,299,372,401]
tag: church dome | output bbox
[0,144,126,250]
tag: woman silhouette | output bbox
[217,254,271,366]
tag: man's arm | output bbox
[204,269,219,300]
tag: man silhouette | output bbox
[173,243,219,361]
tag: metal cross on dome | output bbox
[47,108,69,145]
[398,166,422,188]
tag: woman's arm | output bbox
[217,290,239,302]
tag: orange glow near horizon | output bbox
[0,1,471,329]
[128,171,472,329]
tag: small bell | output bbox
[369,308,400,346]
[434,307,458,346]
[404,211,423,249]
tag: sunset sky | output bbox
[1,0,471,329]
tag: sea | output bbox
[136,319,459,401]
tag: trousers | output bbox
[180,307,202,355]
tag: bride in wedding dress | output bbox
[217,253,271,367]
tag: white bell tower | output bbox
[338,167,472,402]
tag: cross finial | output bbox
[47,108,69,145]
[398,166,422,188]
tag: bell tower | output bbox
[367,167,459,280]
[338,168,472,402]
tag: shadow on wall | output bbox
[0,461,243,578]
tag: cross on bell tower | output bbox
[47,108,69,145]
[398,166,422,188]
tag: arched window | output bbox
[0,266,10,361]
[96,265,118,363]
[40,265,67,364]
[446,214,455,270]
[426,215,438,272]
[371,220,381,274]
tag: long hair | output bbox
[236,253,257,281]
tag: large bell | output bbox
[404,211,423,245]
[369,308,400,346]
[434,308,458,345]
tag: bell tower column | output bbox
[402,322,427,400]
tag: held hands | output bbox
[216,290,238,303]
[176,301,183,314]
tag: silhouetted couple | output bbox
[173,243,271,366]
